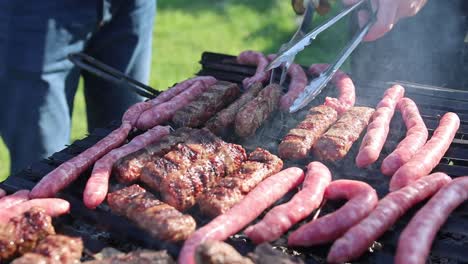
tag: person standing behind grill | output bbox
[0,0,156,174]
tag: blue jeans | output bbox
[0,0,156,174]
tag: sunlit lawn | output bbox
[0,0,349,181]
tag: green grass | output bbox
[0,0,349,181]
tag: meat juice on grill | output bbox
[12,235,83,264]
[172,81,241,128]
[278,105,338,160]
[107,184,196,242]
[114,127,194,183]
[140,129,247,211]
[235,83,282,137]
[0,207,56,260]
[314,106,375,161]
[197,148,283,217]
[205,82,263,136]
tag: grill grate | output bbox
[1,52,468,263]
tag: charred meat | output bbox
[107,184,196,242]
[84,250,175,264]
[314,106,375,161]
[195,241,254,264]
[0,207,55,260]
[235,83,282,137]
[197,148,283,217]
[172,81,241,128]
[205,82,263,135]
[278,105,338,160]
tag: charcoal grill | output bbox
[1,52,468,263]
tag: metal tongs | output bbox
[267,0,376,113]
[68,53,160,99]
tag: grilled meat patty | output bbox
[235,83,282,137]
[0,207,55,260]
[12,235,83,264]
[140,129,247,211]
[278,105,338,160]
[107,184,196,242]
[314,106,375,161]
[172,81,241,128]
[205,82,263,135]
[197,148,283,217]
[114,128,194,183]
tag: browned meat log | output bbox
[314,106,375,161]
[197,148,283,217]
[140,129,247,211]
[12,235,83,264]
[83,250,175,264]
[195,241,254,264]
[235,83,282,137]
[114,127,194,183]
[205,82,263,135]
[107,184,196,242]
[278,105,338,160]
[172,81,241,128]
[0,207,55,260]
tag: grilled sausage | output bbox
[178,167,305,264]
[327,172,451,263]
[237,50,270,89]
[245,162,331,243]
[278,105,338,160]
[288,180,378,247]
[235,83,282,137]
[172,81,241,128]
[314,107,374,161]
[356,85,405,168]
[395,176,468,264]
[205,82,263,135]
[308,64,355,115]
[381,97,428,176]
[30,122,133,199]
[136,80,217,130]
[267,54,308,111]
[390,112,460,191]
[84,126,170,209]
[0,190,30,209]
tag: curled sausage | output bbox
[390,112,459,191]
[327,172,451,263]
[395,176,468,264]
[245,162,331,243]
[237,50,270,89]
[288,180,378,246]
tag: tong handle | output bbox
[68,53,159,99]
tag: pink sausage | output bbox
[327,172,451,263]
[0,189,30,209]
[395,176,468,264]
[0,198,70,223]
[178,167,305,264]
[390,112,460,191]
[267,54,308,111]
[244,162,331,243]
[30,122,133,198]
[288,180,378,247]
[122,101,153,127]
[381,97,429,176]
[308,64,355,115]
[237,50,270,89]
[83,126,171,209]
[356,85,405,168]
[136,81,214,130]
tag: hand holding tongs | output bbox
[267,0,376,113]
[68,53,160,99]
